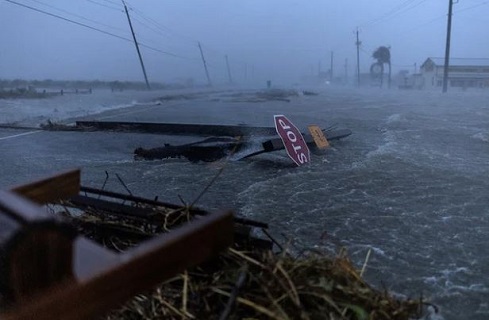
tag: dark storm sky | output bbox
[0,0,487,84]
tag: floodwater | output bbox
[1,86,489,320]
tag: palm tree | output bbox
[372,46,391,88]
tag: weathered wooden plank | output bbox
[1,210,234,320]
[79,186,209,214]
[75,120,277,136]
[11,169,81,204]
[69,195,158,218]
[76,187,269,228]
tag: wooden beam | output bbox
[0,191,77,303]
[11,169,81,204]
[2,210,234,320]
[75,121,277,136]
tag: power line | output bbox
[97,0,122,6]
[455,1,489,14]
[360,0,429,29]
[6,0,131,41]
[125,1,250,66]
[23,0,128,34]
[126,2,199,45]
[5,0,196,61]
[131,15,168,38]
[85,0,123,12]
[360,0,417,28]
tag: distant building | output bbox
[420,57,489,90]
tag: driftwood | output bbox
[134,137,243,162]
[134,128,352,162]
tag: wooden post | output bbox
[122,0,151,90]
[198,42,212,87]
[225,55,233,84]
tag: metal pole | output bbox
[442,0,454,93]
[122,0,150,90]
[198,42,212,87]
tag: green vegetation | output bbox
[0,78,195,99]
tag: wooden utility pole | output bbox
[442,0,455,93]
[198,42,212,87]
[356,28,361,87]
[122,0,150,90]
[330,51,334,81]
[225,55,233,84]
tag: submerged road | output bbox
[1,87,489,320]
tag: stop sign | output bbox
[274,115,310,166]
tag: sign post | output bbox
[274,115,310,166]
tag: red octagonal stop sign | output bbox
[274,115,310,166]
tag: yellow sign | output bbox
[308,125,329,149]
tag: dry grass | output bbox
[55,204,424,320]
[102,246,422,320]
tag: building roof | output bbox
[423,57,489,67]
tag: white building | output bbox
[420,57,489,90]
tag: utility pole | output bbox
[198,42,212,87]
[225,55,233,84]
[442,0,456,93]
[330,51,334,82]
[122,0,150,90]
[355,28,361,87]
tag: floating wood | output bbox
[68,188,271,250]
[75,120,277,136]
[78,185,268,229]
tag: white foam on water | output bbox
[472,132,489,142]
[386,113,403,124]
[365,141,397,158]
